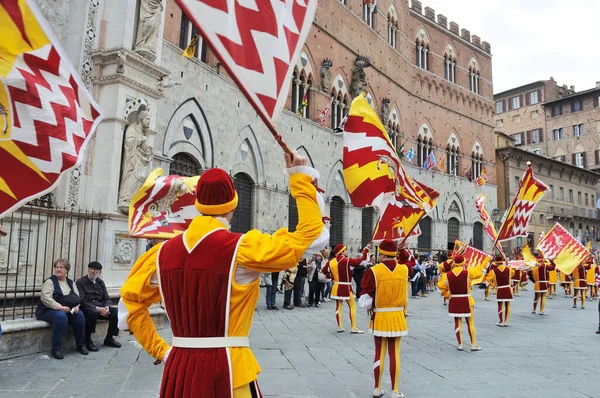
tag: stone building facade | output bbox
[496,142,600,252]
[8,0,497,293]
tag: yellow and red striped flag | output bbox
[496,163,548,242]
[463,245,492,285]
[343,94,438,241]
[129,168,200,239]
[475,194,505,257]
[0,0,102,217]
[537,223,590,274]
[476,167,488,187]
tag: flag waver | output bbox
[342,94,438,241]
[129,168,200,239]
[537,223,589,274]
[177,0,317,134]
[0,0,103,217]
[496,163,548,242]
[475,194,505,256]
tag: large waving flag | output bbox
[0,0,102,217]
[342,94,439,241]
[496,163,548,242]
[177,0,316,126]
[537,223,589,274]
[129,169,200,239]
[463,245,492,285]
[475,195,505,256]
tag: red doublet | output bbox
[511,269,522,282]
[493,267,513,302]
[323,251,367,299]
[157,229,242,398]
[447,269,471,317]
[572,264,590,289]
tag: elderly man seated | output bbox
[76,261,121,351]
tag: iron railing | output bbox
[0,206,105,321]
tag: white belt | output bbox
[171,337,249,349]
[373,306,404,313]
[451,294,471,298]
[497,285,511,289]
[335,282,352,285]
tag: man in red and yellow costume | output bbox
[559,270,573,297]
[437,252,453,305]
[510,252,523,296]
[572,259,591,309]
[118,151,326,398]
[438,254,483,351]
[528,252,555,315]
[585,259,599,300]
[489,256,515,327]
[322,244,368,333]
[359,239,408,398]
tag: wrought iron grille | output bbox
[329,196,345,249]
[447,217,460,245]
[288,194,298,232]
[417,216,432,250]
[361,207,374,248]
[473,222,484,250]
[170,153,201,177]
[231,173,254,233]
[0,206,104,321]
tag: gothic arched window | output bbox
[231,173,254,233]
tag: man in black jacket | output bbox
[76,261,121,351]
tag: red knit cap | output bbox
[378,239,397,257]
[195,168,238,215]
[453,254,465,265]
[334,244,346,256]
[397,248,411,262]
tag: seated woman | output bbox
[35,259,88,359]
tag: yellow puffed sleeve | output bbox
[237,172,323,272]
[120,243,170,361]
[470,265,484,281]
[437,275,448,290]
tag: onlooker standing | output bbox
[265,272,280,310]
[35,259,88,359]
[76,261,121,351]
[283,266,298,310]
[308,253,325,307]
[294,258,309,308]
[322,249,332,301]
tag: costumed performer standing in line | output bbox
[437,252,454,306]
[571,258,591,309]
[322,244,369,333]
[437,254,483,351]
[359,239,408,398]
[528,251,554,315]
[510,251,523,297]
[585,259,599,300]
[488,256,515,327]
[118,150,328,398]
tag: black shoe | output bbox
[86,340,99,352]
[77,346,89,355]
[267,306,273,310]
[596,329,600,334]
[104,337,122,348]
[315,304,319,308]
[271,305,279,310]
[51,350,64,360]
[307,303,313,307]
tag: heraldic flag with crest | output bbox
[0,0,102,217]
[496,163,548,243]
[537,223,590,274]
[342,94,439,241]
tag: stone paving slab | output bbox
[0,286,598,397]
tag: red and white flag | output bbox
[316,96,333,127]
[0,0,103,217]
[177,0,317,125]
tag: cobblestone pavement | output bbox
[1,286,599,398]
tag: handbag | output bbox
[318,270,327,283]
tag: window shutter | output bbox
[521,132,525,144]
[537,89,542,103]
[503,99,507,112]
[571,102,575,113]
[572,153,576,165]
[595,95,599,108]
[525,92,530,106]
[508,98,512,111]
[583,152,587,169]
[595,149,599,165]
[526,130,532,144]
[539,128,544,142]
[520,95,525,107]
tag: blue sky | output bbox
[417,0,600,93]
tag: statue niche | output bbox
[134,0,164,62]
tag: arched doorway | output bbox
[361,207,374,248]
[288,194,298,232]
[447,217,460,250]
[418,217,432,250]
[329,196,345,249]
[170,152,202,177]
[231,173,254,233]
[473,222,483,250]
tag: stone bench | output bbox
[0,305,165,360]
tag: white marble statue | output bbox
[134,0,163,62]
[118,111,153,207]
